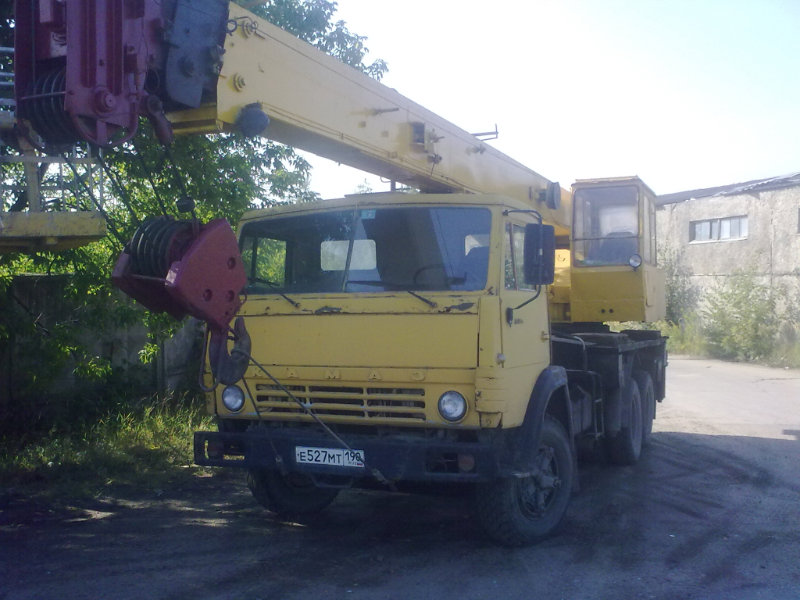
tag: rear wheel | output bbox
[247,469,339,518]
[475,416,574,546]
[607,378,643,465]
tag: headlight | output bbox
[629,254,643,270]
[222,385,245,412]
[438,391,467,422]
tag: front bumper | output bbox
[194,427,505,483]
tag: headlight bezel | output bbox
[438,390,468,422]
[221,385,246,412]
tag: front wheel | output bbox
[247,469,339,519]
[474,416,574,546]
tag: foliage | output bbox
[702,270,781,362]
[660,315,707,356]
[659,247,698,324]
[247,0,387,80]
[240,237,287,285]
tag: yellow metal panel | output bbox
[241,365,475,385]
[0,212,106,253]
[474,365,508,414]
[644,265,667,319]
[239,290,481,318]
[498,290,550,427]
[475,295,506,421]
[569,263,665,322]
[243,312,478,369]
[477,295,502,370]
[165,105,223,135]
[548,248,572,322]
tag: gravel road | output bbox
[2,356,799,600]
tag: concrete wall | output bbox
[657,185,800,304]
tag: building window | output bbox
[690,215,748,242]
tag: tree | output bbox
[0,0,387,432]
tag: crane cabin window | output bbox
[573,185,643,266]
[239,206,491,294]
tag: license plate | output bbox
[295,446,365,468]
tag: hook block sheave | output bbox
[111,218,246,333]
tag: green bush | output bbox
[662,314,707,356]
[660,249,698,324]
[702,271,781,362]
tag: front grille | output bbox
[254,383,427,421]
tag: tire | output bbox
[474,416,574,547]
[247,469,339,518]
[607,378,643,465]
[633,371,655,444]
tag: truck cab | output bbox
[203,192,552,450]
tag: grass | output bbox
[0,395,215,503]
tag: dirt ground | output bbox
[2,357,799,600]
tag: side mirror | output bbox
[523,223,555,286]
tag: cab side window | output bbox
[504,222,533,291]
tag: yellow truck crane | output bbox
[15,0,667,545]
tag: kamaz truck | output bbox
[14,0,667,545]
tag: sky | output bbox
[304,0,800,198]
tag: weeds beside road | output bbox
[0,396,212,505]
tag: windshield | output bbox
[239,206,492,294]
[572,185,639,266]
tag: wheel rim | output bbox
[518,446,562,517]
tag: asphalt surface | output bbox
[2,356,799,600]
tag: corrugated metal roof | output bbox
[656,172,800,206]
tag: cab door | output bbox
[497,218,552,423]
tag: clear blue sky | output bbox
[306,0,800,197]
